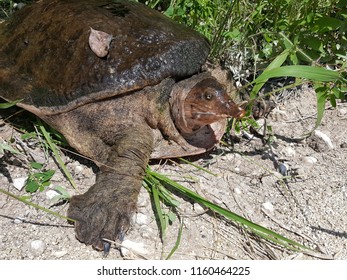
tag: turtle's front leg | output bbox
[67,127,153,252]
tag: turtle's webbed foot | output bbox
[67,185,136,252]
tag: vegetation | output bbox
[1,0,346,258]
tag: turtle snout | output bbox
[227,100,246,119]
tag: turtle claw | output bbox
[118,230,126,242]
[103,241,111,257]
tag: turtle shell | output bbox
[0,0,209,114]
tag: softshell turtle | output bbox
[0,0,245,252]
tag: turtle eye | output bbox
[204,93,213,100]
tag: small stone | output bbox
[234,167,240,173]
[46,189,60,200]
[262,201,274,212]
[281,146,296,157]
[14,218,23,224]
[314,130,334,149]
[250,178,258,185]
[338,107,347,116]
[278,163,289,176]
[74,165,84,174]
[120,240,148,258]
[234,187,242,195]
[53,250,68,258]
[30,240,46,257]
[302,156,317,166]
[194,203,204,213]
[212,198,222,205]
[13,177,27,191]
[135,213,148,225]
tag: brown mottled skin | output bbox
[0,0,245,252]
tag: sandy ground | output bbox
[1,85,347,260]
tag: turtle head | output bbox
[170,75,245,135]
[184,78,245,125]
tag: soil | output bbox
[1,84,346,260]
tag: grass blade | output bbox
[165,217,184,260]
[38,122,77,189]
[0,99,22,109]
[253,65,340,85]
[0,188,74,222]
[147,168,311,252]
[251,49,290,98]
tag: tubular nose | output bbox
[228,100,246,119]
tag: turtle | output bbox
[0,0,245,253]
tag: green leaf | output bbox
[38,123,77,189]
[314,86,328,129]
[0,142,20,155]
[30,162,44,170]
[0,99,21,109]
[151,180,167,239]
[54,186,71,199]
[251,49,290,98]
[314,16,342,32]
[253,65,340,87]
[25,180,40,193]
[21,132,38,140]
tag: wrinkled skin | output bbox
[0,0,245,253]
[44,76,244,251]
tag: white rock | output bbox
[234,187,242,195]
[314,130,334,149]
[53,250,68,258]
[212,198,223,205]
[302,156,317,166]
[12,177,27,191]
[46,189,60,200]
[30,240,46,257]
[194,203,204,213]
[74,165,84,174]
[120,240,148,257]
[262,201,274,212]
[135,213,148,225]
[338,107,347,116]
[282,146,296,157]
[14,218,23,224]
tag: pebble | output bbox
[46,189,60,200]
[120,240,148,258]
[135,213,148,225]
[338,107,347,116]
[262,201,274,212]
[74,165,84,174]
[278,163,289,176]
[212,198,222,205]
[281,146,296,157]
[53,250,68,258]
[29,240,46,257]
[302,156,317,166]
[234,187,242,195]
[12,177,27,191]
[194,203,204,213]
[14,217,23,224]
[314,130,334,149]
